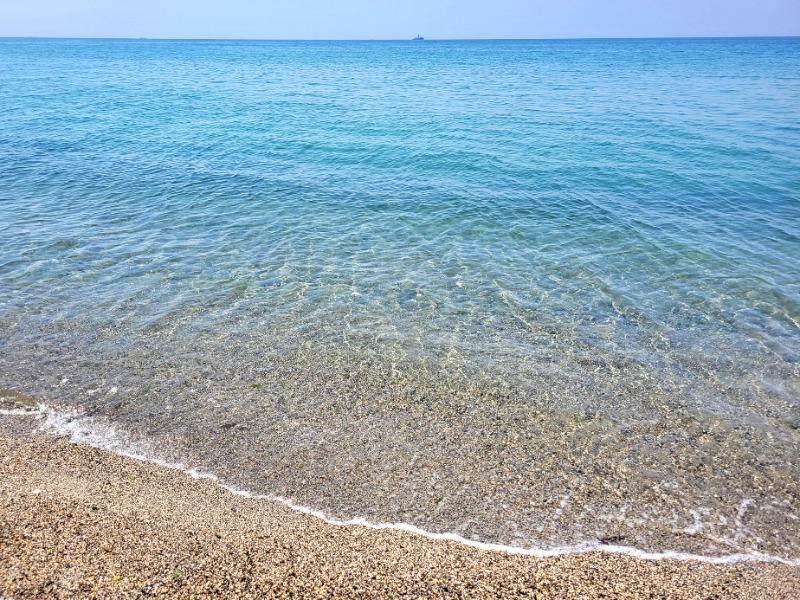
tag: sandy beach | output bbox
[1,413,797,599]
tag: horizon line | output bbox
[1,34,798,42]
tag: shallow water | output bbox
[1,37,799,559]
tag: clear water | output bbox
[1,37,799,559]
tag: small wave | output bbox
[10,403,794,566]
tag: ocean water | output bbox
[1,37,799,560]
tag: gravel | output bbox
[1,414,798,599]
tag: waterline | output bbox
[11,403,791,566]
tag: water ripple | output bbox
[1,37,799,559]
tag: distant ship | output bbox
[412,34,424,41]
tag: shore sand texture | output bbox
[1,413,799,599]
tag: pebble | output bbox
[1,416,798,598]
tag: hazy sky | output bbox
[1,0,798,39]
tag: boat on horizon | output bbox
[412,34,424,41]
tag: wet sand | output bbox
[1,414,798,598]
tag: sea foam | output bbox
[11,404,794,567]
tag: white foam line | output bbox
[214,485,799,566]
[0,408,42,416]
[14,404,800,567]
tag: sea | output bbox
[1,37,799,561]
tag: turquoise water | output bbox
[1,37,799,558]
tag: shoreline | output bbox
[7,404,796,568]
[2,413,798,598]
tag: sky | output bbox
[0,0,798,40]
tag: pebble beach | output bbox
[2,412,798,599]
